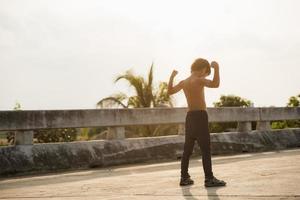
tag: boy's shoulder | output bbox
[188,76,206,82]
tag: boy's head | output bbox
[191,58,211,77]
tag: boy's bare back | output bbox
[182,76,207,111]
[167,60,220,111]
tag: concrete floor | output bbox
[1,149,300,200]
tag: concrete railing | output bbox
[0,107,300,145]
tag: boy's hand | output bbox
[171,70,178,77]
[211,61,219,69]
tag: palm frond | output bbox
[127,96,142,108]
[115,70,146,107]
[144,63,154,107]
[97,93,128,108]
[153,82,173,107]
[148,63,154,89]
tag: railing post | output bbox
[178,124,185,135]
[15,130,34,145]
[237,122,252,132]
[256,121,271,131]
[107,127,125,140]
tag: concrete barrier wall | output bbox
[1,129,300,176]
[1,107,299,131]
[1,107,300,145]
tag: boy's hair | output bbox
[191,58,211,75]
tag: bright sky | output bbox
[1,0,299,110]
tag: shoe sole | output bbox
[180,182,194,186]
[205,183,226,187]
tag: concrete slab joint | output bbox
[107,126,125,140]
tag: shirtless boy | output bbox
[167,58,226,187]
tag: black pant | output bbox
[181,110,214,179]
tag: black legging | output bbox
[181,110,214,179]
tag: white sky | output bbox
[0,0,299,110]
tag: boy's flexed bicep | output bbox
[200,61,220,88]
[169,80,184,95]
[167,70,184,95]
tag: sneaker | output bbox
[180,177,194,186]
[205,176,226,187]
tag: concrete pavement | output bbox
[1,149,300,200]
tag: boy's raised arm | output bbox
[200,61,220,88]
[210,61,220,87]
[168,70,183,95]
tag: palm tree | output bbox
[97,63,173,108]
[96,64,176,137]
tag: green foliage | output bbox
[6,132,14,145]
[272,93,300,129]
[209,123,225,133]
[286,120,300,128]
[271,120,300,129]
[78,127,107,140]
[271,121,288,129]
[34,128,77,143]
[14,102,21,110]
[78,128,89,140]
[287,94,300,107]
[153,82,173,107]
[6,102,22,145]
[211,95,253,133]
[125,124,178,138]
[213,95,252,107]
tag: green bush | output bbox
[34,128,77,143]
[210,95,253,133]
[271,93,300,130]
